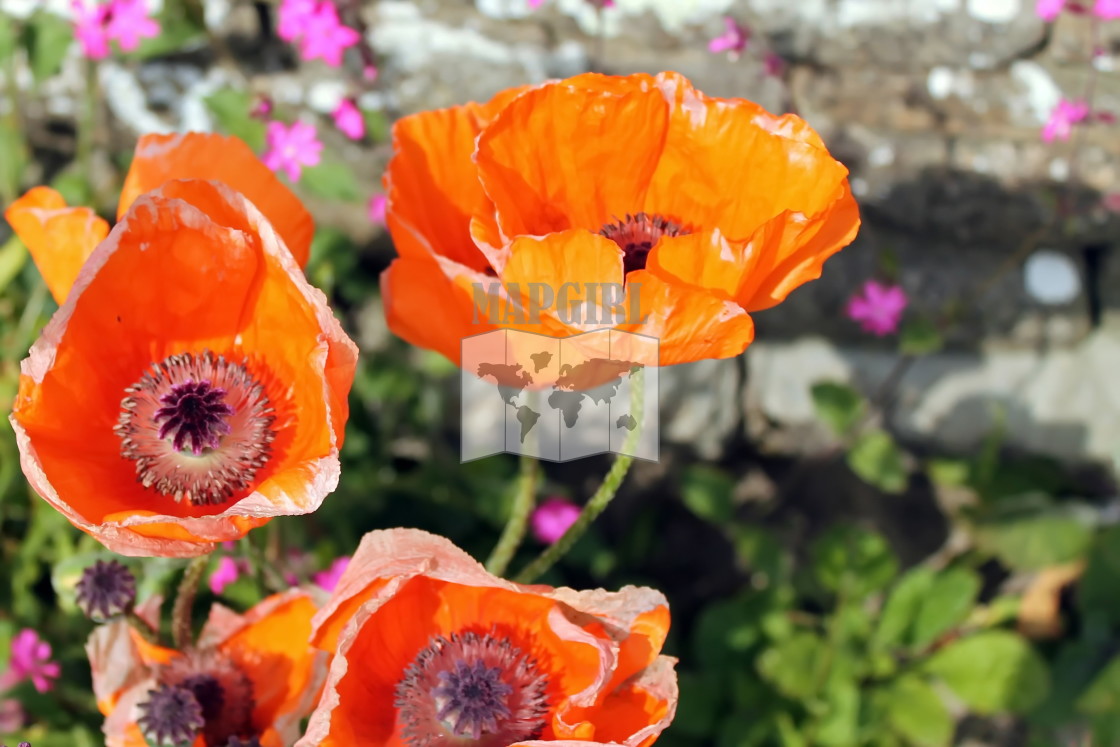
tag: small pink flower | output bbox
[5,630,61,694]
[531,497,582,545]
[105,0,160,53]
[1101,192,1120,212]
[299,2,360,67]
[763,51,786,78]
[251,97,273,120]
[1097,0,1120,17]
[262,120,323,182]
[368,193,387,224]
[1042,98,1089,143]
[0,697,25,733]
[209,555,244,594]
[846,280,908,336]
[1037,0,1065,18]
[362,64,378,82]
[527,0,544,7]
[277,0,318,42]
[708,16,749,58]
[71,0,111,60]
[332,98,365,140]
[312,556,351,592]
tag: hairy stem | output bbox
[486,453,540,577]
[171,556,208,650]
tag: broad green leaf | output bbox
[926,458,970,488]
[883,676,953,747]
[301,160,361,201]
[24,10,73,84]
[973,496,1094,571]
[899,317,943,356]
[847,428,908,494]
[924,631,1050,714]
[757,631,826,699]
[680,464,735,524]
[910,567,982,649]
[874,566,935,650]
[1079,525,1120,623]
[816,679,860,746]
[0,234,28,295]
[203,88,267,151]
[0,118,28,201]
[811,525,898,600]
[0,12,17,63]
[810,381,865,436]
[1078,654,1120,715]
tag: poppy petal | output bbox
[4,186,110,304]
[475,81,669,239]
[386,87,529,273]
[118,133,315,267]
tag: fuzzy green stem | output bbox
[171,556,208,650]
[486,453,540,577]
[513,369,643,584]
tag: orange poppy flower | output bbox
[4,132,314,305]
[8,177,357,557]
[87,590,326,747]
[297,528,677,747]
[382,71,859,367]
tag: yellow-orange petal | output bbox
[474,80,669,239]
[11,180,356,557]
[385,86,529,272]
[118,133,314,267]
[4,186,110,304]
[642,81,850,243]
[615,270,755,366]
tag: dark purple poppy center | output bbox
[155,379,235,455]
[599,212,691,275]
[432,660,513,739]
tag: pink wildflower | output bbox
[4,630,60,694]
[362,64,378,82]
[1042,98,1089,143]
[1097,0,1120,17]
[528,0,544,7]
[106,0,160,52]
[209,555,244,594]
[530,497,582,545]
[312,556,351,592]
[1036,0,1065,18]
[71,0,111,59]
[368,193,387,224]
[332,98,365,140]
[0,697,25,733]
[277,0,318,42]
[708,16,749,58]
[763,51,786,78]
[262,120,322,182]
[846,280,908,336]
[299,2,359,67]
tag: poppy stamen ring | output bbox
[600,212,691,275]
[115,350,276,506]
[395,631,550,746]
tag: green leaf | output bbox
[816,680,861,746]
[23,10,73,84]
[680,464,735,524]
[899,317,943,356]
[364,107,391,143]
[874,566,935,650]
[203,88,266,151]
[757,631,827,699]
[973,495,1094,571]
[883,676,953,747]
[0,12,18,63]
[811,525,898,600]
[810,381,865,436]
[847,429,908,494]
[926,458,970,488]
[924,631,1050,714]
[1080,525,1120,623]
[0,234,28,296]
[910,567,982,650]
[1078,654,1120,715]
[301,160,361,201]
[0,117,28,201]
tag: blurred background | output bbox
[2,0,1120,745]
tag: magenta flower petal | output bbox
[332,99,365,140]
[530,497,582,545]
[6,629,60,694]
[846,280,908,337]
